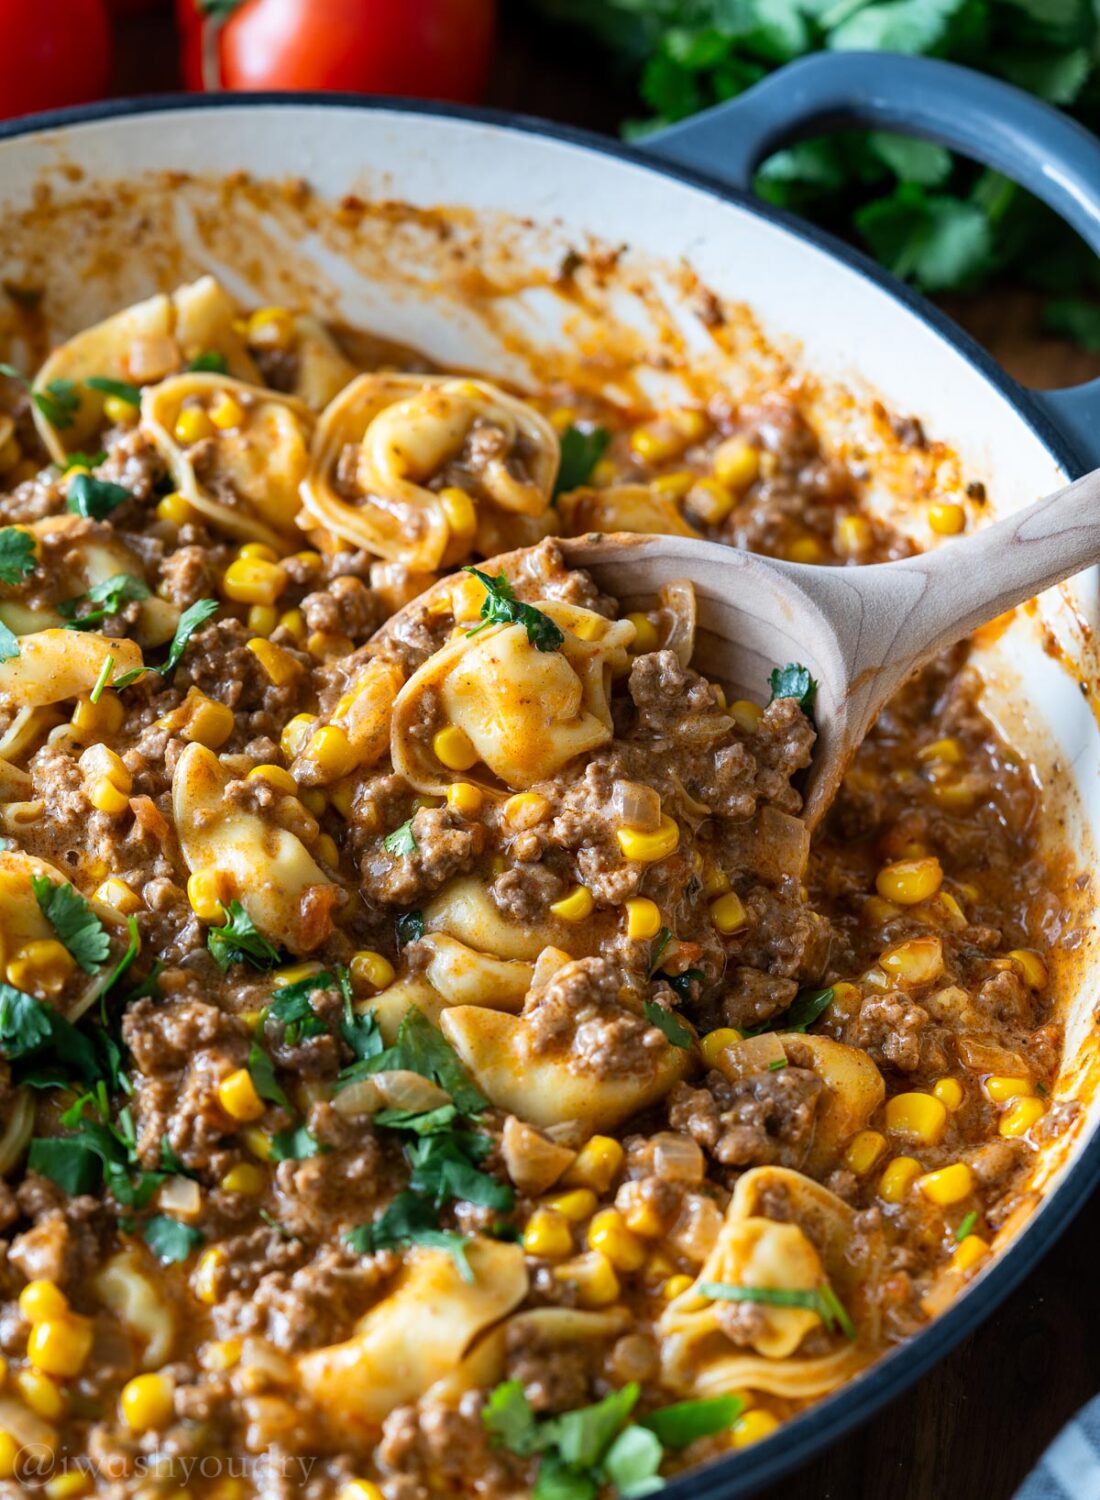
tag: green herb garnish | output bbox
[143,1215,204,1264]
[188,351,228,373]
[383,818,418,857]
[464,566,565,652]
[66,473,131,520]
[396,909,425,947]
[641,1396,744,1449]
[58,572,150,631]
[32,875,111,974]
[63,450,107,472]
[86,376,142,406]
[270,1124,324,1161]
[768,662,817,714]
[955,1210,979,1243]
[247,1039,291,1111]
[698,1280,856,1340]
[34,378,80,428]
[553,423,611,497]
[112,596,219,688]
[0,620,19,662]
[207,900,280,973]
[643,998,692,1049]
[346,1190,474,1280]
[0,526,37,585]
[744,985,835,1039]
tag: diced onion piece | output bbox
[501,1115,577,1195]
[613,779,661,833]
[127,334,180,383]
[956,1035,1032,1077]
[651,1131,705,1184]
[718,1032,788,1080]
[334,1069,451,1118]
[158,1176,202,1218]
[754,805,810,883]
[657,579,696,668]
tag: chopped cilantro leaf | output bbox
[112,597,219,688]
[0,983,54,1056]
[247,1039,290,1111]
[33,378,80,429]
[656,968,703,1002]
[32,875,111,974]
[143,1215,204,1264]
[345,1190,474,1280]
[647,926,673,974]
[406,1128,514,1211]
[86,376,141,406]
[270,1124,324,1161]
[0,619,20,663]
[553,424,611,498]
[67,473,132,520]
[699,1280,855,1340]
[603,1425,664,1498]
[340,1006,487,1115]
[63,450,107,472]
[768,662,817,715]
[58,572,150,630]
[744,985,835,1039]
[268,972,333,1045]
[396,909,425,947]
[208,900,280,973]
[188,351,228,373]
[0,526,37,585]
[28,1136,103,1195]
[643,998,692,1049]
[383,818,417,857]
[464,567,565,653]
[641,1396,744,1449]
[483,1380,542,1455]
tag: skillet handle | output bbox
[642,51,1100,471]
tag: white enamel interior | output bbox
[0,96,1096,1356]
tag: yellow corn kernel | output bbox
[951,1235,991,1273]
[80,742,131,791]
[917,737,963,765]
[784,535,826,564]
[671,407,708,441]
[200,1338,243,1374]
[0,431,20,472]
[712,436,759,491]
[182,694,235,751]
[306,724,358,781]
[15,1368,64,1420]
[686,476,733,525]
[587,1209,645,1272]
[314,833,340,869]
[156,491,195,526]
[218,1068,265,1124]
[729,698,765,737]
[27,1314,94,1377]
[663,1273,694,1300]
[590,457,617,486]
[863,895,901,925]
[242,1128,272,1162]
[651,470,695,499]
[45,1473,93,1499]
[187,870,225,924]
[617,815,679,864]
[119,1371,176,1434]
[879,935,944,985]
[624,897,662,941]
[89,775,131,816]
[630,425,683,463]
[247,604,279,638]
[549,406,577,434]
[193,1246,225,1307]
[885,1092,948,1146]
[307,628,354,660]
[246,763,298,797]
[278,606,307,642]
[446,781,483,818]
[101,392,137,427]
[71,690,124,739]
[930,779,978,812]
[502,791,550,831]
[247,306,295,350]
[836,513,873,556]
[878,1155,922,1204]
[551,885,595,923]
[439,486,477,538]
[710,890,747,935]
[340,1485,385,1500]
[731,1410,780,1449]
[929,501,965,536]
[247,637,302,689]
[350,950,396,993]
[542,1189,598,1223]
[94,877,142,915]
[876,856,943,905]
[844,1130,887,1175]
[563,1136,624,1194]
[174,406,214,445]
[933,1077,964,1112]
[702,868,731,900]
[7,940,76,998]
[554,1251,620,1309]
[619,1190,666,1240]
[625,612,659,654]
[999,1097,1046,1138]
[300,787,327,816]
[219,1163,266,1195]
[329,779,358,820]
[433,724,478,772]
[985,1075,1034,1103]
[523,1208,574,1259]
[209,393,244,431]
[1007,948,1047,988]
[699,1028,742,1068]
[19,1280,69,1324]
[223,557,287,607]
[917,1162,974,1206]
[643,1250,675,1288]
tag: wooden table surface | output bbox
[107,8,1100,1497]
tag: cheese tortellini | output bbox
[660,1167,877,1401]
[172,743,337,954]
[558,481,702,539]
[298,1239,527,1430]
[358,931,534,1040]
[33,277,259,464]
[300,373,560,569]
[0,629,143,710]
[142,374,314,550]
[391,598,633,793]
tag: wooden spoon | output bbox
[557,469,1100,827]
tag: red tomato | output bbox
[179,0,495,102]
[0,0,112,120]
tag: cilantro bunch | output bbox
[535,0,1100,321]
